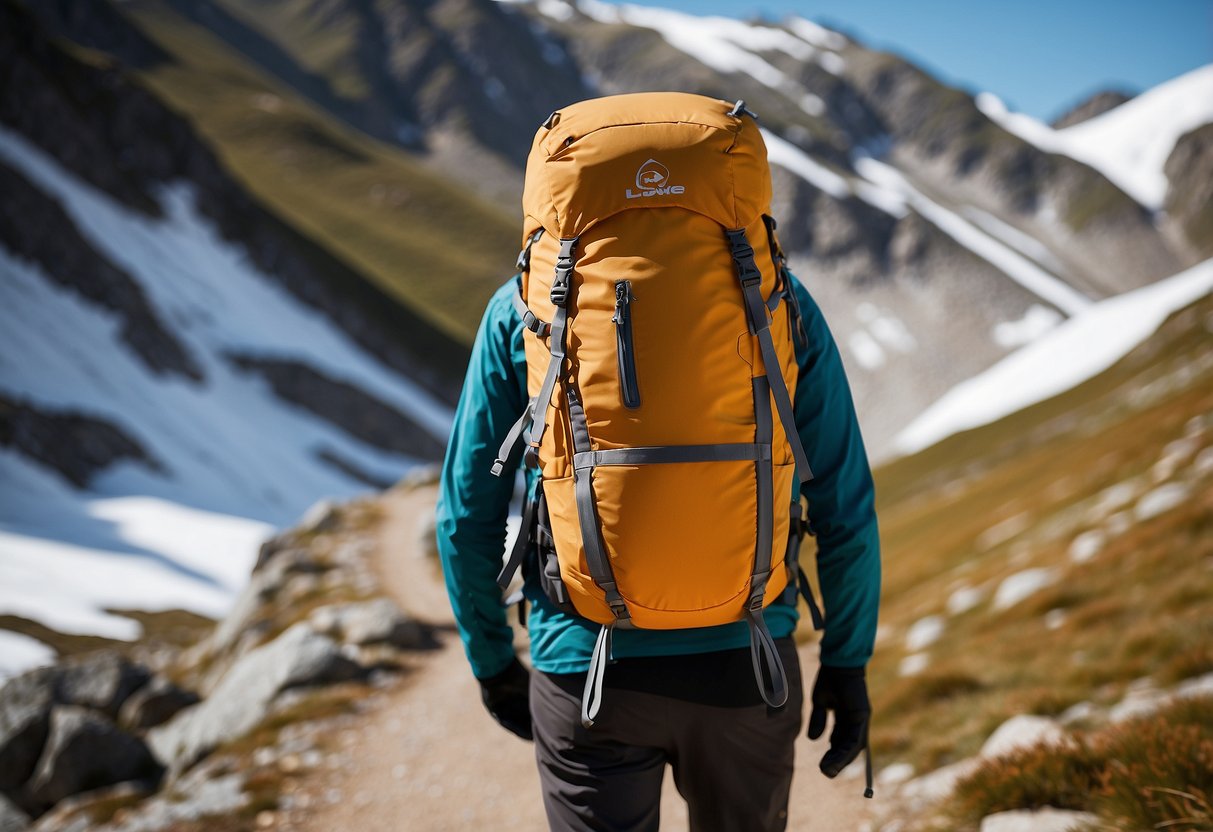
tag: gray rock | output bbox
[0,793,29,832]
[118,678,199,732]
[979,807,1099,832]
[147,623,360,772]
[309,599,432,649]
[0,668,56,793]
[55,652,151,719]
[27,706,161,810]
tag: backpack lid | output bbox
[522,91,773,241]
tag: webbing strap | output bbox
[580,624,613,728]
[497,486,539,589]
[573,443,770,470]
[515,227,545,271]
[511,287,551,338]
[750,377,774,612]
[568,385,629,623]
[491,398,535,477]
[746,610,789,708]
[797,565,826,631]
[762,215,807,347]
[787,501,826,631]
[726,227,813,485]
[527,237,578,466]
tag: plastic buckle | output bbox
[550,276,569,307]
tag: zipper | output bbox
[612,280,641,409]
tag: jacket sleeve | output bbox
[435,280,527,680]
[789,274,882,668]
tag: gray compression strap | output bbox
[573,443,770,470]
[750,377,775,613]
[512,285,551,337]
[746,374,788,708]
[746,609,789,708]
[491,398,535,477]
[581,624,613,728]
[526,237,578,467]
[726,227,813,485]
[786,501,826,630]
[567,385,629,623]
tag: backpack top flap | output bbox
[522,92,772,241]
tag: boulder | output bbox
[0,668,56,793]
[980,715,1068,759]
[118,677,200,732]
[309,599,432,649]
[147,623,360,772]
[0,794,29,832]
[979,808,1099,832]
[26,707,161,810]
[55,652,150,719]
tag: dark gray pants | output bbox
[530,639,803,832]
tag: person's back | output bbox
[436,92,881,831]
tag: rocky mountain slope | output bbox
[2,0,1210,678]
[64,0,1208,456]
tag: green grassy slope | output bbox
[121,0,519,343]
[803,290,1213,789]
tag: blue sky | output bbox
[600,0,1212,121]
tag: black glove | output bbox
[478,657,533,741]
[807,664,870,778]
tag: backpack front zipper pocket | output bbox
[612,280,641,409]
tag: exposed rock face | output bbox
[309,599,435,650]
[0,395,163,489]
[118,678,200,733]
[0,161,202,381]
[0,793,29,832]
[26,707,161,810]
[0,669,55,793]
[1164,123,1213,257]
[0,0,469,405]
[55,652,153,721]
[1049,89,1133,129]
[147,623,361,772]
[225,354,446,460]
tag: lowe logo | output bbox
[625,159,686,199]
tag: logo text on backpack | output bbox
[626,159,686,199]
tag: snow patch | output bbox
[979,64,1213,210]
[992,305,1062,349]
[899,653,929,677]
[946,585,983,615]
[1134,483,1190,521]
[0,630,56,681]
[853,153,1092,316]
[847,331,885,370]
[1068,530,1104,564]
[785,16,847,51]
[896,258,1213,454]
[1044,609,1067,630]
[0,125,449,640]
[993,568,1057,610]
[762,130,852,199]
[905,616,945,652]
[980,714,1068,758]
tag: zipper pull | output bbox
[612,281,630,324]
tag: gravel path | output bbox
[298,483,877,831]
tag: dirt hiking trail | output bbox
[297,484,877,831]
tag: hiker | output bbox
[436,92,880,832]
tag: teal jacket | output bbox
[436,272,881,679]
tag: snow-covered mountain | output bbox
[2,0,1211,677]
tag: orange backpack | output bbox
[492,92,821,725]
